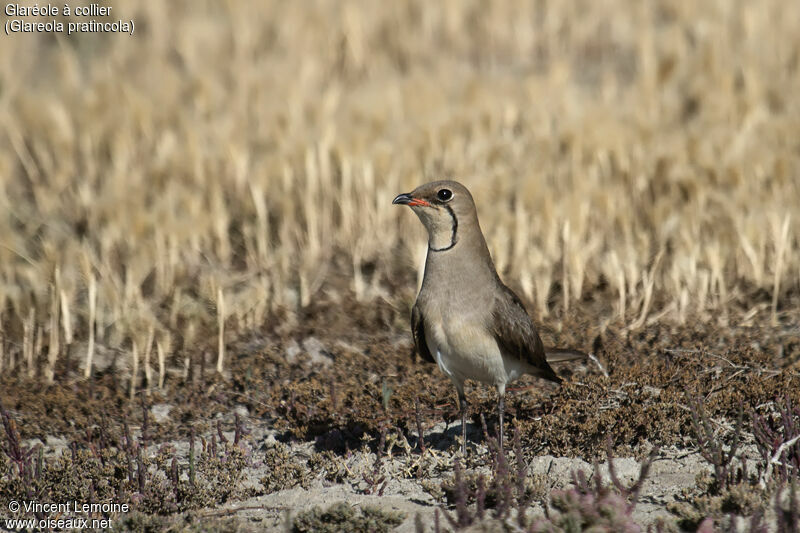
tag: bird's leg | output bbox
[457,390,468,455]
[497,384,506,453]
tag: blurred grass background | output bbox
[1,0,799,385]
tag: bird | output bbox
[393,180,587,454]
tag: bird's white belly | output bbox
[428,318,524,386]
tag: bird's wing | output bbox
[491,284,562,383]
[411,302,435,364]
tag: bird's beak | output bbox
[392,193,431,207]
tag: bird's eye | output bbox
[436,189,453,202]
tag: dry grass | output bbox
[1,0,799,387]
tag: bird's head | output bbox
[392,180,478,252]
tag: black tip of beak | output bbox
[392,193,412,205]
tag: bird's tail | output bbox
[545,348,589,363]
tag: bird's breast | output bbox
[417,241,515,385]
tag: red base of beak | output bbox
[408,198,431,207]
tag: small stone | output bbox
[150,403,172,423]
[285,340,301,364]
[262,433,278,449]
[22,438,44,450]
[45,435,67,451]
[303,337,333,367]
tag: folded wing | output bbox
[411,302,435,364]
[490,284,561,383]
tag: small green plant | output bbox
[754,396,800,487]
[292,502,404,533]
[362,425,388,496]
[260,443,310,493]
[688,395,746,492]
